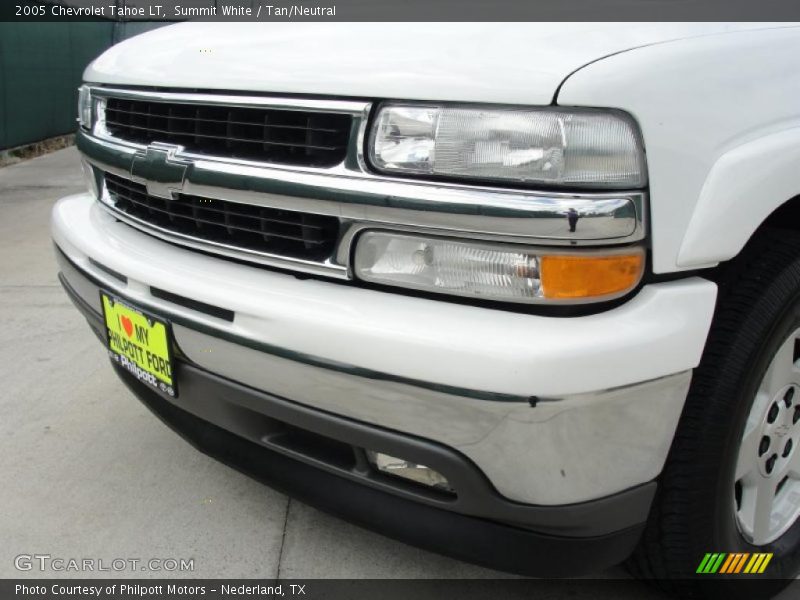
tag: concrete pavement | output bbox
[0,147,792,598]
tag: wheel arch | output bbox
[677,127,800,270]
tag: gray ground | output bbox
[0,148,796,597]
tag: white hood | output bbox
[86,22,772,105]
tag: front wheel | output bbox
[733,329,800,549]
[629,230,800,599]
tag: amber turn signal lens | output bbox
[540,252,644,300]
[354,230,645,304]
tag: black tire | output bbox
[628,228,800,600]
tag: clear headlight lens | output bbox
[354,231,644,304]
[369,105,645,188]
[77,85,93,130]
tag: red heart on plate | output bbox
[121,315,134,338]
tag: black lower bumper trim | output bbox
[114,363,644,577]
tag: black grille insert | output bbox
[104,98,352,167]
[104,173,339,262]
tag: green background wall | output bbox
[0,22,115,150]
[0,20,167,151]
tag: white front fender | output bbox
[557,26,800,273]
[678,127,800,268]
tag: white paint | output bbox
[86,23,775,106]
[678,127,800,267]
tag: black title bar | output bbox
[4,579,798,599]
[3,0,800,22]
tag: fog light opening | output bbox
[366,450,455,494]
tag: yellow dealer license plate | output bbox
[101,292,177,397]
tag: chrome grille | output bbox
[104,173,339,261]
[103,98,352,167]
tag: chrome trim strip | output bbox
[98,201,350,279]
[80,131,644,232]
[92,86,370,115]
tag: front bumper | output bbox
[53,192,719,575]
[52,193,718,506]
[60,270,648,576]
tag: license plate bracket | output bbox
[100,291,177,398]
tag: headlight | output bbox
[368,105,645,188]
[354,232,644,304]
[77,85,93,130]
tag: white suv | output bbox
[52,23,800,597]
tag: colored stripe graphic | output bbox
[696,554,713,573]
[703,552,727,573]
[706,553,722,573]
[744,554,761,574]
[719,553,736,574]
[758,553,773,573]
[710,553,726,573]
[701,553,718,573]
[698,552,773,574]
[721,553,743,573]
[733,553,749,573]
